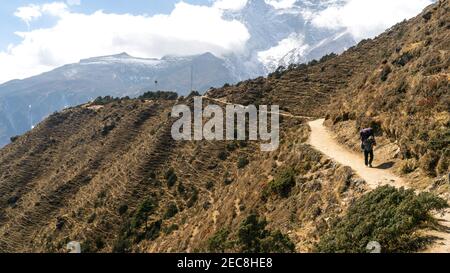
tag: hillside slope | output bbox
[327,1,449,182]
[0,0,448,253]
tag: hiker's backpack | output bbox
[360,128,373,141]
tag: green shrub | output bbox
[112,235,130,253]
[393,52,414,67]
[177,182,185,194]
[165,168,177,187]
[380,65,392,81]
[206,181,214,190]
[226,142,238,151]
[10,135,19,143]
[207,228,231,253]
[223,171,234,185]
[94,236,105,249]
[260,230,296,253]
[131,198,157,230]
[315,185,448,253]
[218,151,228,160]
[118,204,128,215]
[133,218,163,243]
[238,214,295,253]
[428,129,450,152]
[92,96,120,105]
[164,203,179,219]
[205,214,294,253]
[138,91,178,100]
[237,157,249,169]
[87,213,96,223]
[187,190,198,208]
[238,140,248,148]
[143,219,162,241]
[164,224,179,235]
[265,167,296,198]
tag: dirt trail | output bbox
[308,119,450,253]
[308,119,406,189]
[201,96,449,252]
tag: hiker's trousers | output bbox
[364,149,374,166]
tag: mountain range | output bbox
[0,0,357,147]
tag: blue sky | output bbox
[0,0,211,50]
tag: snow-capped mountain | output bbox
[223,0,355,74]
[0,52,237,146]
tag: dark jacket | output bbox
[362,136,376,151]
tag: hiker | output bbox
[360,128,376,167]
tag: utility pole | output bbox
[29,104,33,129]
[190,64,194,92]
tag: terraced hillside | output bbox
[0,0,448,253]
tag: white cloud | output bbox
[0,1,250,84]
[67,0,81,5]
[312,0,434,40]
[41,2,70,16]
[14,2,69,25]
[14,5,43,26]
[213,0,248,10]
[264,0,296,9]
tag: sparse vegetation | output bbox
[112,238,130,253]
[92,96,121,105]
[164,203,179,219]
[206,215,295,253]
[138,91,178,100]
[226,142,238,151]
[223,171,234,185]
[118,204,128,215]
[207,228,231,253]
[263,167,296,198]
[380,65,392,81]
[165,168,178,187]
[186,190,198,208]
[10,135,19,143]
[218,151,228,160]
[399,159,417,174]
[419,151,440,176]
[237,157,249,168]
[131,198,157,230]
[205,180,214,190]
[316,186,448,253]
[163,224,179,235]
[237,214,295,253]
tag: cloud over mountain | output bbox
[0,1,250,84]
[0,0,435,84]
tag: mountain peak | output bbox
[79,52,161,65]
[114,52,131,58]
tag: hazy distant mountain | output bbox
[0,52,237,146]
[0,0,360,147]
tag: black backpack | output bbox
[360,128,373,141]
